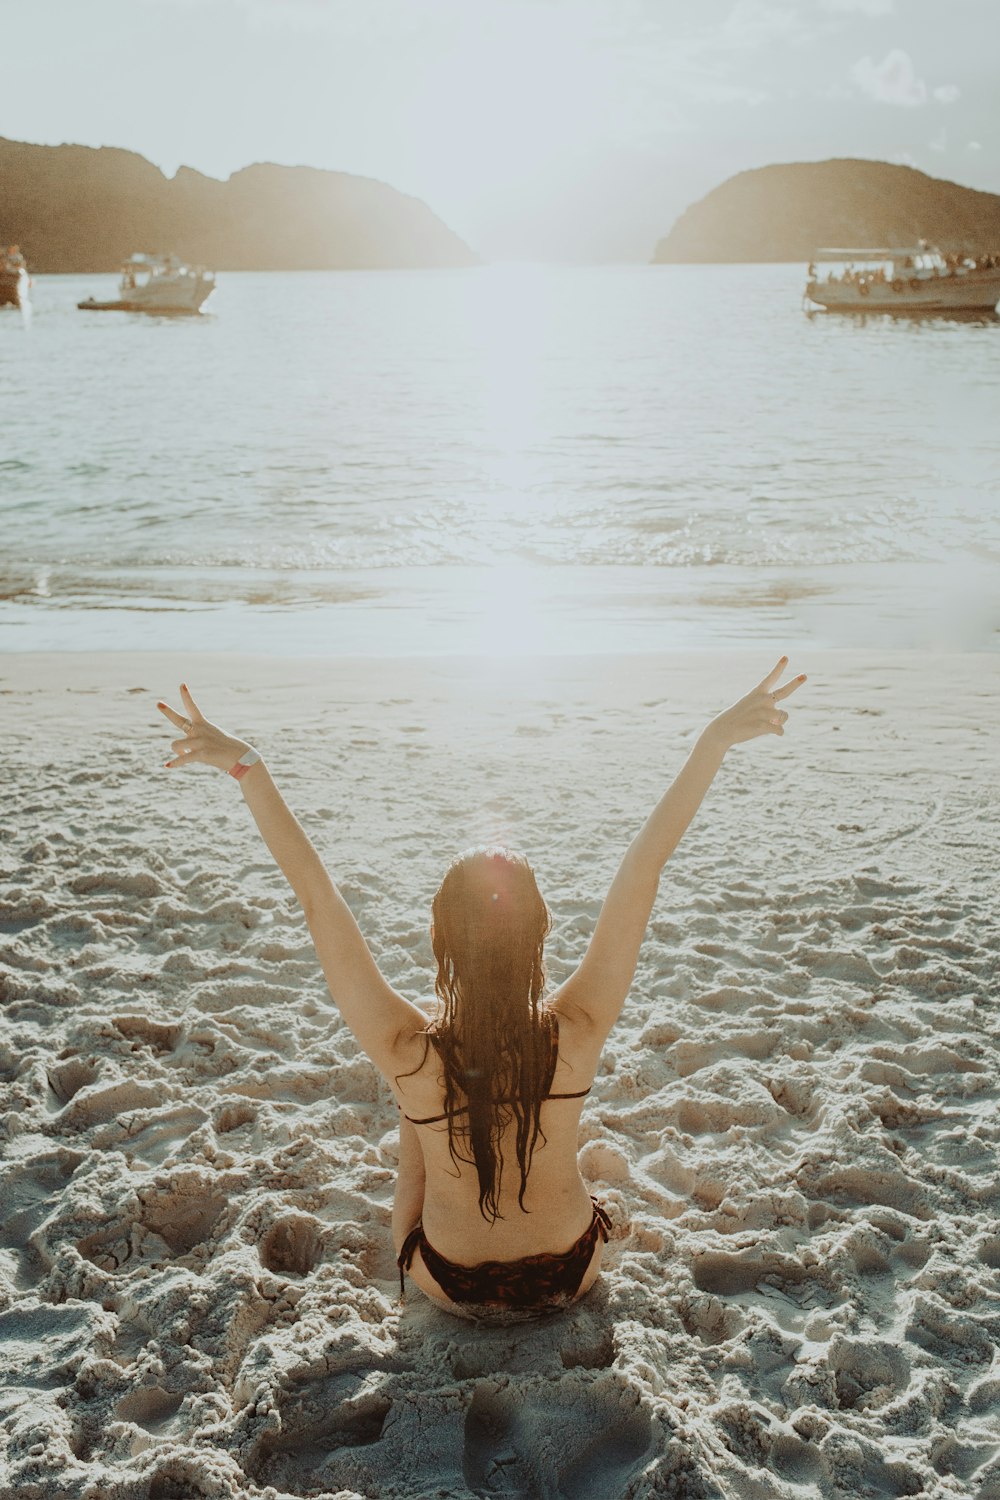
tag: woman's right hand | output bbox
[704,656,807,751]
[158,683,253,772]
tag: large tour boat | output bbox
[78,253,215,314]
[0,246,30,308]
[804,245,1000,313]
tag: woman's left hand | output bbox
[704,656,807,751]
[158,683,252,772]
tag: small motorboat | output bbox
[804,243,1000,312]
[0,245,30,308]
[78,252,215,314]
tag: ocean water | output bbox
[1,264,998,654]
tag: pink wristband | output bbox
[229,749,261,780]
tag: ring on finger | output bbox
[182,718,193,733]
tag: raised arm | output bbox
[157,684,426,1075]
[553,657,807,1044]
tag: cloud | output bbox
[820,0,893,12]
[852,49,926,106]
[966,140,983,151]
[932,84,960,104]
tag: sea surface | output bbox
[1,264,998,655]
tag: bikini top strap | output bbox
[544,1011,592,1100]
[403,1105,462,1126]
[546,1010,560,1095]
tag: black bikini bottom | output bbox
[397,1197,611,1314]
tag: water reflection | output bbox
[804,305,1000,328]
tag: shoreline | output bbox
[2,557,998,657]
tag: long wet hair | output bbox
[407,846,553,1223]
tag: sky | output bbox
[1,0,997,261]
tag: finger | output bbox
[179,682,205,722]
[157,700,188,729]
[773,674,807,702]
[164,749,202,769]
[758,655,789,691]
[170,736,200,753]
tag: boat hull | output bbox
[77,276,214,314]
[0,268,29,308]
[77,298,210,315]
[807,272,1000,312]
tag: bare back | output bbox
[391,1000,606,1262]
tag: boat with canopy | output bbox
[803,244,1000,312]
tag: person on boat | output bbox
[157,660,806,1320]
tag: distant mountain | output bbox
[0,137,478,272]
[652,160,1000,264]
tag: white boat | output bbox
[804,244,1000,313]
[0,246,30,308]
[78,253,215,314]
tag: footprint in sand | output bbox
[147,1461,224,1500]
[138,1180,228,1258]
[245,1373,391,1493]
[977,1236,1000,1270]
[0,1153,83,1290]
[79,1176,228,1273]
[462,1380,652,1499]
[111,1104,210,1166]
[692,1248,808,1298]
[116,1386,185,1434]
[216,1102,256,1135]
[111,1015,183,1055]
[46,1057,99,1110]
[258,1214,323,1277]
[59,1077,164,1129]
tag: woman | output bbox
[158,657,805,1320]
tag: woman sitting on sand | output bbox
[158,658,805,1320]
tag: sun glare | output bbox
[474,265,553,530]
[465,562,553,656]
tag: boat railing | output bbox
[808,248,1000,288]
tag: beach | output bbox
[2,647,999,1499]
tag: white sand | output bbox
[1,649,998,1500]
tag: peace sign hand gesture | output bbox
[158,683,253,772]
[706,656,807,751]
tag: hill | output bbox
[0,137,478,272]
[652,160,1000,263]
